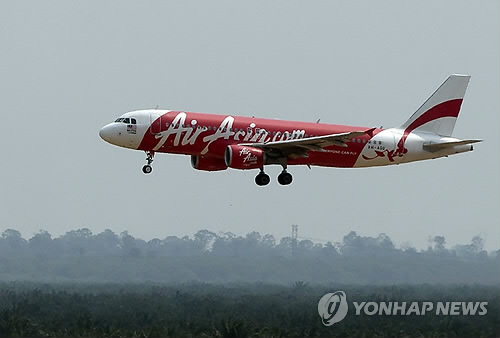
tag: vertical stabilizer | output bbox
[400,74,470,136]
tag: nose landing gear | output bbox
[142,151,155,174]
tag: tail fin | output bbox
[400,74,470,136]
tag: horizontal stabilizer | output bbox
[423,139,481,152]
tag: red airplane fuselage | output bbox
[136,111,380,168]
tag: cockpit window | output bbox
[114,117,137,124]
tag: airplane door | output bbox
[150,113,162,134]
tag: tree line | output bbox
[1,228,496,258]
[0,228,498,284]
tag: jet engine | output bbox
[191,155,227,171]
[224,145,265,170]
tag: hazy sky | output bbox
[0,1,498,250]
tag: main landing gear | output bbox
[142,151,155,174]
[255,170,271,186]
[277,170,293,185]
[276,162,293,186]
[254,166,293,186]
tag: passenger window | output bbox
[131,118,137,124]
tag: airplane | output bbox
[99,74,481,186]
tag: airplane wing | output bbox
[423,139,482,152]
[241,128,376,158]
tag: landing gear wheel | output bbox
[142,165,153,174]
[277,171,293,185]
[142,151,155,174]
[255,172,270,186]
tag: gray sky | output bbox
[0,1,498,250]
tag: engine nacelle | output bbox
[191,155,227,171]
[224,145,265,170]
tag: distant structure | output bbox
[291,225,298,257]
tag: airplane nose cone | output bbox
[99,124,114,143]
